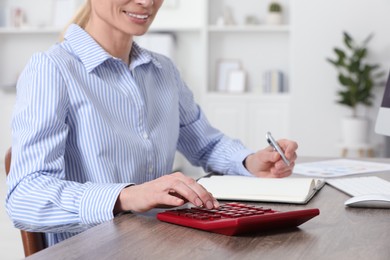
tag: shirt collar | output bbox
[64,24,162,73]
[131,41,163,70]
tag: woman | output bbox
[6,0,298,247]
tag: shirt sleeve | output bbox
[6,53,128,233]
[172,63,254,177]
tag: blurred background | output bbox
[1,0,390,258]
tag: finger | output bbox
[167,177,208,207]
[271,168,291,178]
[206,192,220,208]
[279,140,298,158]
[187,181,219,209]
[171,173,219,208]
[272,162,295,177]
[168,190,188,202]
[280,139,298,150]
[258,148,280,165]
[265,144,275,152]
[157,192,186,207]
[275,155,296,169]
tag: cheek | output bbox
[154,0,165,10]
[93,2,120,24]
[92,0,109,10]
[93,0,119,16]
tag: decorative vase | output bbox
[266,13,282,25]
[341,117,370,145]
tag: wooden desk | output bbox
[27,158,390,260]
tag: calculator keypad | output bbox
[172,203,275,219]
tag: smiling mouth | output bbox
[124,11,149,20]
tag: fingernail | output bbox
[206,201,213,209]
[213,200,220,208]
[195,198,203,207]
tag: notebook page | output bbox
[198,175,319,203]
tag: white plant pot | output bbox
[266,13,283,25]
[341,117,370,145]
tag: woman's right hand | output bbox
[114,172,219,213]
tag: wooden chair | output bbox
[4,147,47,257]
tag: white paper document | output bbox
[293,159,390,178]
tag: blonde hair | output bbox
[59,1,91,41]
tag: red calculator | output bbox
[157,202,320,236]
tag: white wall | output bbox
[290,0,390,157]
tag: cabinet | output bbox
[205,94,290,149]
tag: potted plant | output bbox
[327,32,384,145]
[266,2,283,25]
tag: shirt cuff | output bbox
[79,183,130,226]
[226,148,255,177]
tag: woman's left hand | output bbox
[244,139,298,178]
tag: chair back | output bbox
[4,148,47,257]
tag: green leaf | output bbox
[355,48,367,60]
[349,60,360,73]
[327,32,385,112]
[343,32,353,49]
[362,33,374,46]
[334,48,346,59]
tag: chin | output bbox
[122,24,152,37]
[132,29,150,36]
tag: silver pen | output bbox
[266,131,290,166]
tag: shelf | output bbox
[0,27,62,35]
[208,25,290,33]
[205,92,290,100]
[149,26,202,33]
[0,26,201,35]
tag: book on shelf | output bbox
[262,70,287,93]
[197,175,325,204]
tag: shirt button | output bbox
[143,133,148,139]
[149,166,153,173]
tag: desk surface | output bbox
[27,158,390,260]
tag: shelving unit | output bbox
[0,0,291,151]
[201,0,291,149]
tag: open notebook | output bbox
[198,175,325,204]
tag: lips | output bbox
[124,11,149,20]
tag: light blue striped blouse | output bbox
[6,24,253,246]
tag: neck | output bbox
[85,19,133,65]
